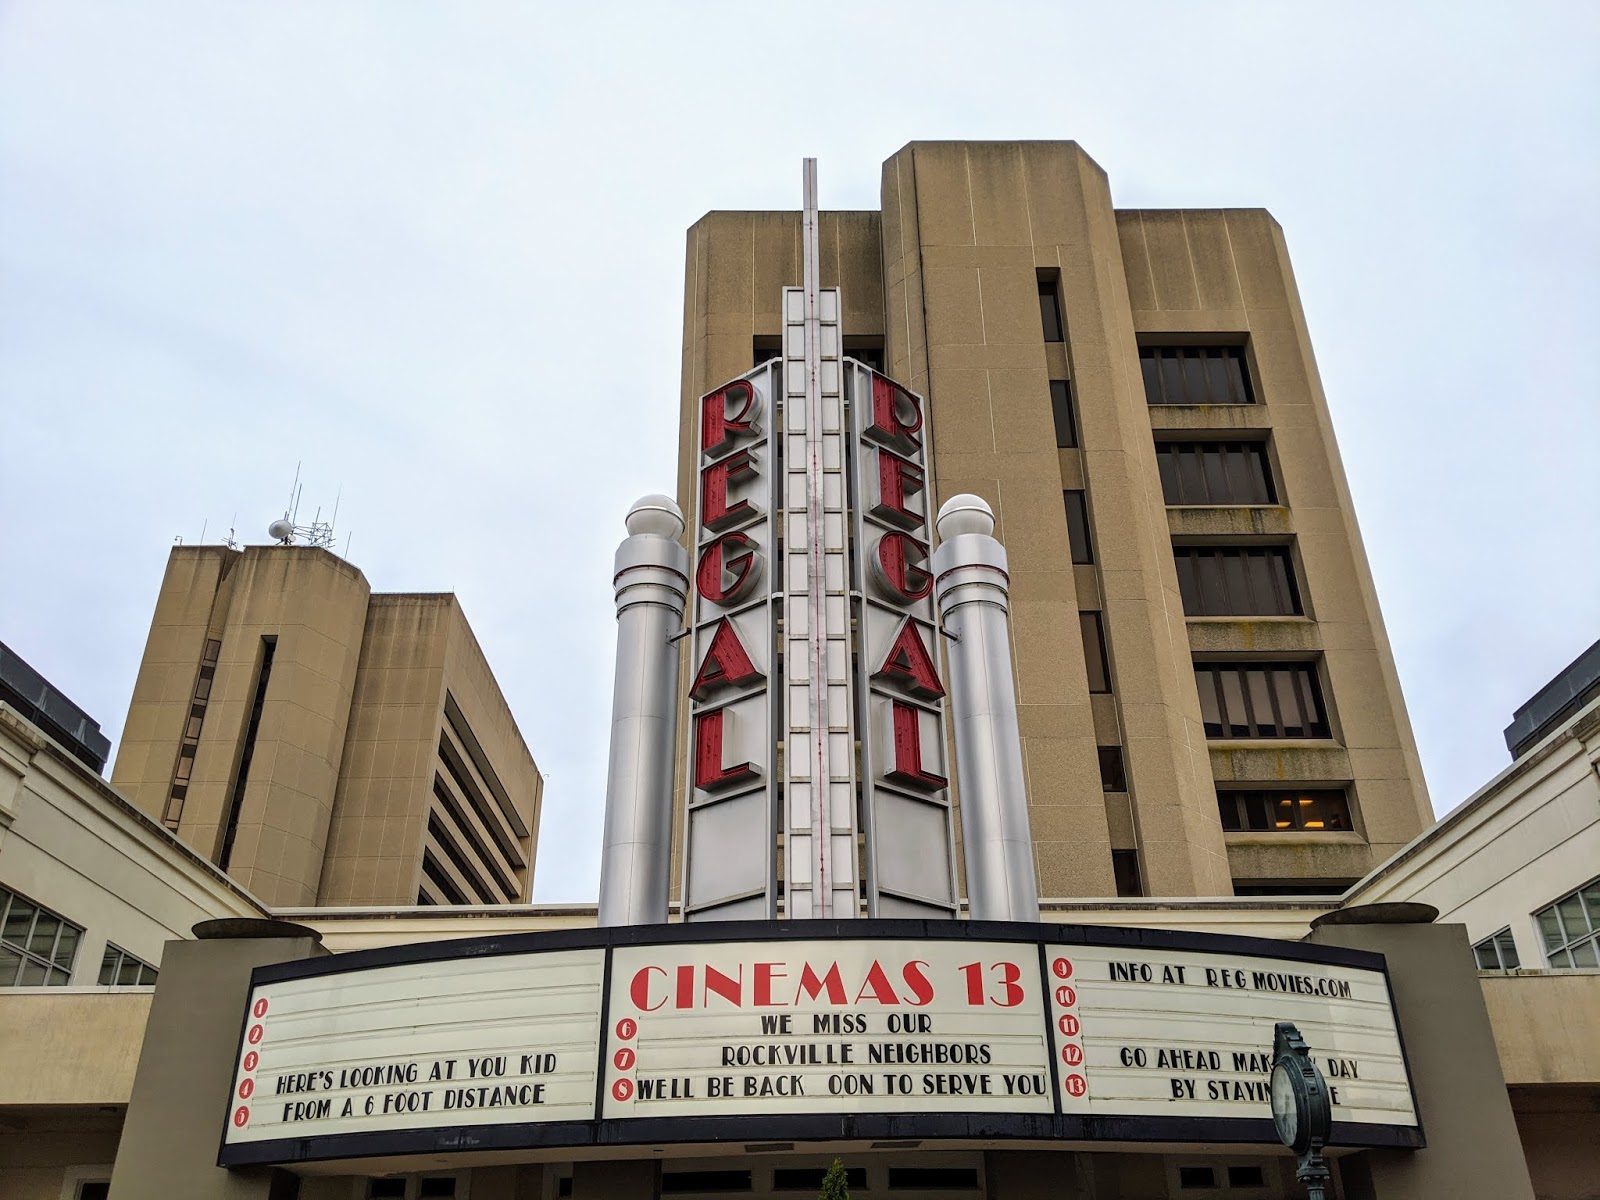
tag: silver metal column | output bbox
[599,495,690,926]
[930,494,1041,922]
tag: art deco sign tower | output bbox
[598,161,1042,926]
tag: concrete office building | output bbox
[111,544,543,906]
[676,141,1429,902]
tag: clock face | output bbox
[1270,1062,1299,1147]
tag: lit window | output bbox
[1535,879,1600,968]
[1473,928,1520,971]
[99,944,159,987]
[1218,789,1351,832]
[0,886,81,986]
[1194,663,1328,739]
[1140,345,1254,405]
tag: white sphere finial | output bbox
[625,494,685,539]
[937,494,995,539]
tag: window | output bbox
[846,342,886,373]
[99,943,159,986]
[889,1167,980,1189]
[1233,880,1354,897]
[368,1183,407,1200]
[1217,789,1351,832]
[1473,928,1521,970]
[1228,1166,1267,1188]
[1097,746,1127,792]
[1038,277,1064,342]
[422,853,469,905]
[219,636,276,869]
[77,1184,111,1200]
[1050,380,1078,447]
[1140,345,1254,406]
[1156,441,1276,506]
[1174,547,1301,616]
[775,1168,869,1190]
[1063,491,1094,563]
[1194,663,1328,739]
[752,337,782,367]
[1178,1166,1216,1189]
[1112,849,1143,897]
[1080,612,1112,693]
[0,886,81,986]
[662,1171,752,1193]
[165,637,223,830]
[1536,877,1600,967]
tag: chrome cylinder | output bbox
[931,495,1041,923]
[598,495,689,927]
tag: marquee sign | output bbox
[219,921,1420,1167]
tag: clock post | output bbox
[1269,1020,1334,1200]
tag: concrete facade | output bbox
[111,545,542,906]
[675,141,1431,903]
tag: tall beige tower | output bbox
[112,545,541,906]
[676,141,1431,900]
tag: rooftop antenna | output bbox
[268,464,338,549]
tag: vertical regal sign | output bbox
[847,363,958,917]
[678,161,956,921]
[682,362,781,920]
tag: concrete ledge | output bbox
[1482,970,1600,1085]
[0,990,153,1104]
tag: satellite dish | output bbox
[267,518,295,542]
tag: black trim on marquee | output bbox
[218,918,1423,1169]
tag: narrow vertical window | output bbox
[1049,380,1078,448]
[1063,491,1094,564]
[219,636,276,870]
[1097,746,1127,792]
[1080,612,1112,693]
[1038,278,1064,343]
[1112,850,1143,897]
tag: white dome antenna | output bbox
[267,463,344,552]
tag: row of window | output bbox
[1079,633,1331,743]
[163,635,221,830]
[1040,276,1257,407]
[0,886,157,988]
[1473,878,1600,971]
[1051,384,1277,509]
[1099,760,1355,835]
[1070,511,1303,619]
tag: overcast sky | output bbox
[1,2,1595,902]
